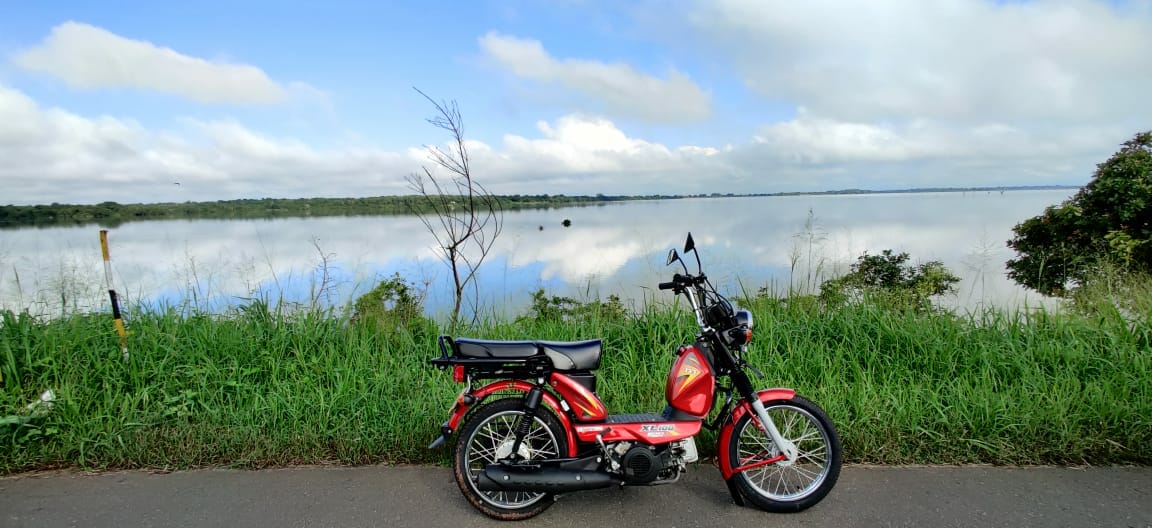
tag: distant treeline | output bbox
[0,194,672,229]
[0,186,1078,229]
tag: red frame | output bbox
[716,388,795,479]
[549,372,607,422]
[573,420,702,445]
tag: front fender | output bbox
[429,380,578,457]
[716,388,795,480]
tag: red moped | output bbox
[429,233,841,520]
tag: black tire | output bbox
[728,395,841,512]
[452,398,569,520]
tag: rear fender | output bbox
[430,380,577,456]
[716,388,795,480]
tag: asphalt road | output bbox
[2,465,1150,527]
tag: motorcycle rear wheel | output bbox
[452,398,569,520]
[728,395,841,512]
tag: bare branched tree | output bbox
[406,89,502,327]
[307,237,339,311]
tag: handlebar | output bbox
[658,273,701,290]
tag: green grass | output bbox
[1,293,1150,474]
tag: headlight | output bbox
[735,309,753,330]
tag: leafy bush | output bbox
[518,289,627,324]
[350,274,430,333]
[1007,131,1152,296]
[819,250,959,312]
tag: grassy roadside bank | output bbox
[1,297,1149,474]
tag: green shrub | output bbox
[819,249,960,312]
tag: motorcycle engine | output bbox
[619,445,666,485]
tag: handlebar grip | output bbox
[661,274,696,290]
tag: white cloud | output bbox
[689,0,1152,124]
[754,113,932,163]
[12,22,294,104]
[0,83,413,204]
[461,115,729,194]
[749,111,1126,166]
[0,79,1119,207]
[667,0,1150,186]
[0,79,733,204]
[503,116,674,171]
[478,32,711,123]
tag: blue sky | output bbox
[2,0,1151,204]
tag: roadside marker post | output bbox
[99,230,129,362]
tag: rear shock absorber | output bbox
[506,386,543,460]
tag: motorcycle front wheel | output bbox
[727,395,841,512]
[452,398,569,520]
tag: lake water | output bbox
[0,190,1074,318]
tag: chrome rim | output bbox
[464,410,561,509]
[735,404,831,501]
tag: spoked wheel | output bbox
[452,398,569,520]
[728,395,841,512]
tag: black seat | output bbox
[453,337,602,371]
[454,338,539,359]
[539,340,601,370]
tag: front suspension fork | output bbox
[732,372,798,465]
[748,398,798,464]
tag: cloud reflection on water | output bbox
[0,190,1073,317]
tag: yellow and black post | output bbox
[100,230,129,362]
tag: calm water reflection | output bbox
[0,190,1073,317]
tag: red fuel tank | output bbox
[665,345,715,417]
